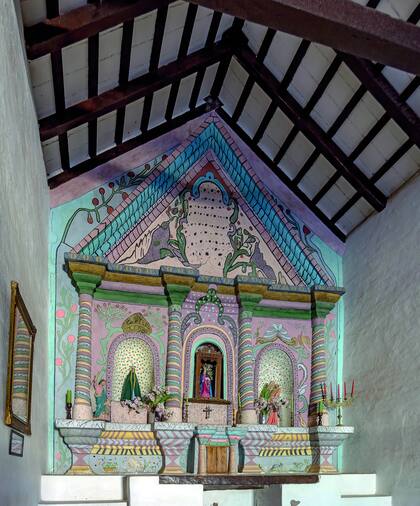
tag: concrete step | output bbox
[128,476,203,506]
[40,476,125,502]
[341,495,392,506]
[39,503,127,506]
[338,474,377,496]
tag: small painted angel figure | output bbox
[93,374,108,417]
[199,363,213,399]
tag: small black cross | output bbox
[203,405,213,420]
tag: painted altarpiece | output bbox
[50,113,348,476]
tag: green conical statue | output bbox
[120,366,141,401]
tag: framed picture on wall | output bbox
[9,429,24,457]
[4,281,36,435]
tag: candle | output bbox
[66,389,72,404]
[330,383,333,401]
[344,382,347,399]
[351,380,355,397]
[337,383,340,400]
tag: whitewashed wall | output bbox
[343,173,420,506]
[0,1,50,505]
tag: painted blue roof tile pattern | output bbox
[80,121,327,286]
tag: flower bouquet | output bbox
[120,396,145,414]
[255,381,288,425]
[143,386,174,422]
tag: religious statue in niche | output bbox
[199,363,214,399]
[121,366,141,402]
[194,343,223,400]
[92,374,109,418]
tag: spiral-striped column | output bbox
[309,315,327,408]
[309,289,342,424]
[238,308,257,424]
[73,292,94,420]
[165,303,183,421]
[72,272,101,420]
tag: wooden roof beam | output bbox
[25,0,175,60]
[340,54,420,149]
[48,101,217,189]
[235,45,387,212]
[39,41,232,141]
[187,0,420,75]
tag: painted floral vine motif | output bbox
[55,287,78,389]
[59,156,166,247]
[95,303,129,380]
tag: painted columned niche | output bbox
[51,114,351,476]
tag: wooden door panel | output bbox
[207,446,228,474]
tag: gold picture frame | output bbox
[4,281,36,435]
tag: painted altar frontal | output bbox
[52,114,350,475]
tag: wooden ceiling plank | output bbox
[51,49,70,171]
[253,100,276,144]
[292,55,343,184]
[186,0,420,74]
[312,172,340,205]
[235,47,387,211]
[88,33,99,157]
[48,102,215,189]
[331,194,361,223]
[189,11,223,111]
[349,113,388,162]
[370,140,414,184]
[273,125,299,165]
[141,5,168,133]
[304,55,342,113]
[40,42,232,140]
[232,76,254,122]
[115,19,135,145]
[341,54,420,149]
[25,0,175,60]
[165,3,198,121]
[217,107,347,242]
[281,39,310,90]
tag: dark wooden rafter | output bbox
[25,0,175,60]
[115,19,135,145]
[141,5,168,133]
[87,33,99,157]
[165,3,198,121]
[217,107,346,242]
[48,101,217,189]
[235,45,386,211]
[46,0,59,19]
[189,11,222,110]
[186,0,420,74]
[231,29,275,123]
[50,50,70,171]
[340,54,420,149]
[330,137,415,225]
[293,55,343,184]
[40,42,232,141]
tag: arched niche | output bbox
[194,343,224,400]
[106,333,161,401]
[254,343,299,426]
[182,326,236,415]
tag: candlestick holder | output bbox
[66,402,72,420]
[324,397,354,426]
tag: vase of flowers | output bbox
[143,386,174,422]
[255,382,288,425]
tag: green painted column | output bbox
[72,272,102,420]
[237,291,262,424]
[163,279,193,422]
